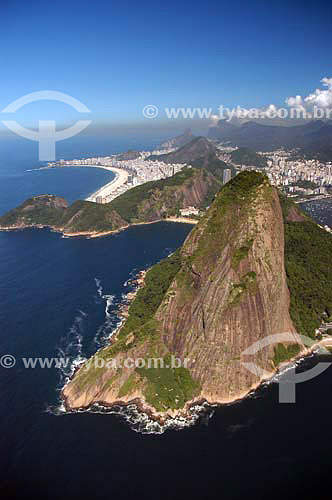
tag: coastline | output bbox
[61,336,332,427]
[0,218,197,239]
[84,165,129,202]
[27,164,129,204]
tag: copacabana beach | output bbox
[85,165,129,202]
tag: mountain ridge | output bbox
[148,136,233,180]
[208,119,332,160]
[159,128,194,149]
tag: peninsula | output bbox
[0,167,221,237]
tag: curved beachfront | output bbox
[85,165,129,202]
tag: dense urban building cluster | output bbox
[46,148,186,203]
[217,145,332,200]
[263,151,332,193]
[45,141,332,210]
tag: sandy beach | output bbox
[85,166,129,202]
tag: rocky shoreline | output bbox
[61,335,332,431]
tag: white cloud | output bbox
[209,114,220,125]
[286,77,332,109]
[285,95,304,109]
[208,78,332,125]
[260,104,278,116]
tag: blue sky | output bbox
[0,0,331,130]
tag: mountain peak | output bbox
[63,171,300,416]
[149,136,231,180]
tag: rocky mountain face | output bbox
[63,172,300,417]
[131,168,219,222]
[157,172,297,403]
[230,147,267,167]
[0,168,220,235]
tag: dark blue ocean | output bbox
[1,136,332,500]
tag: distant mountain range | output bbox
[208,120,332,161]
[149,136,233,180]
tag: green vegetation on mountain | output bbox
[0,195,67,227]
[117,373,138,398]
[273,343,301,366]
[136,354,200,411]
[61,200,127,232]
[110,167,197,221]
[229,271,257,306]
[64,171,291,415]
[116,150,140,160]
[232,239,254,269]
[72,249,183,387]
[0,167,221,234]
[280,194,332,338]
[230,147,267,167]
[0,196,126,233]
[117,249,182,343]
[173,172,265,309]
[284,219,332,338]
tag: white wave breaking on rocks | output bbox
[93,277,117,346]
[50,349,327,433]
[51,400,216,434]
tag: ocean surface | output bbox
[1,136,332,500]
[0,133,167,215]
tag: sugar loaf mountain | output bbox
[1,158,332,418]
[56,172,330,418]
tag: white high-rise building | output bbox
[223,169,232,185]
